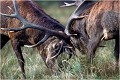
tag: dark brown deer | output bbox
[0,0,74,79]
[65,0,119,69]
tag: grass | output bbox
[0,1,119,79]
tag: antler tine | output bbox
[60,0,84,7]
[24,34,50,47]
[0,0,27,31]
[0,0,44,32]
[64,0,85,36]
[65,1,97,36]
[60,2,76,7]
[0,0,19,19]
[13,0,19,15]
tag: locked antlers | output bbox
[0,0,69,47]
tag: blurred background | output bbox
[0,1,119,79]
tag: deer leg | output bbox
[11,39,26,79]
[114,38,119,70]
[87,36,102,62]
[0,34,10,49]
[86,36,102,74]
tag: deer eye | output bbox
[52,43,58,49]
[55,44,59,48]
[54,44,60,51]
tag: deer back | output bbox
[86,1,119,39]
[1,0,65,45]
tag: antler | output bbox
[60,0,84,7]
[0,0,69,47]
[64,1,97,36]
[60,2,76,7]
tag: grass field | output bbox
[0,1,119,79]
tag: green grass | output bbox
[0,1,119,79]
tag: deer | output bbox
[1,0,119,78]
[0,0,74,79]
[64,0,119,69]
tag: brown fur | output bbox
[0,0,67,79]
[69,1,119,69]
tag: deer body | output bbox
[0,0,71,79]
[67,1,119,68]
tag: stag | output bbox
[65,0,119,69]
[0,0,74,79]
